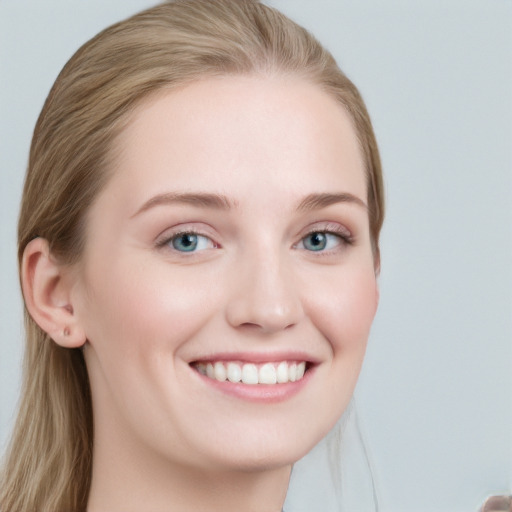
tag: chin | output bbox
[193,420,333,474]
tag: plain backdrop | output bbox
[1,1,511,511]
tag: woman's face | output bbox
[73,75,378,473]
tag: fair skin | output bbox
[23,75,378,512]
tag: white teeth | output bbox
[195,360,308,385]
[214,361,227,382]
[227,362,242,383]
[276,361,288,383]
[241,363,259,385]
[259,363,277,384]
[289,363,297,382]
[296,361,306,379]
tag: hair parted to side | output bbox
[1,1,384,511]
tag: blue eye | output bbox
[301,231,343,252]
[170,233,212,252]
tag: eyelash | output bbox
[155,229,217,251]
[295,225,354,253]
[155,225,353,254]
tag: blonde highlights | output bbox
[1,1,384,510]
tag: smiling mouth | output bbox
[191,361,308,385]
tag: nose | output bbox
[225,251,304,334]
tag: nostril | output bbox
[236,319,298,335]
[224,271,304,333]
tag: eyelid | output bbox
[154,225,220,250]
[153,221,353,252]
[300,221,352,240]
[294,222,354,252]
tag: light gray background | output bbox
[1,1,510,511]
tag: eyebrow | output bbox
[132,190,367,218]
[131,192,236,218]
[296,192,367,212]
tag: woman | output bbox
[0,1,384,511]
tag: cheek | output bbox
[77,256,226,440]
[77,255,222,358]
[292,264,377,443]
[303,264,378,356]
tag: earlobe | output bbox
[21,238,86,348]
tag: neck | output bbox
[86,434,291,512]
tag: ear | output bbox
[21,237,86,348]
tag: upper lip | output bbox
[189,350,321,365]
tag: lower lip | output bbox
[191,365,315,403]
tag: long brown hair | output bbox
[1,1,384,510]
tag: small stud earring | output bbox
[63,327,71,337]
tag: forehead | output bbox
[105,74,366,213]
